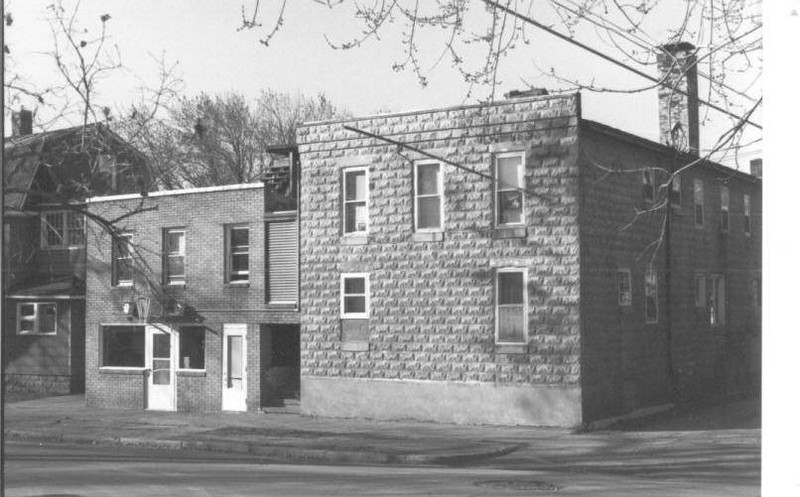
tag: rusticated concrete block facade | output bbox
[297,94,585,426]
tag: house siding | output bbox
[297,94,584,426]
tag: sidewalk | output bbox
[3,395,537,465]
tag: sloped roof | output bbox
[6,275,85,298]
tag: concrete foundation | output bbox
[301,376,582,427]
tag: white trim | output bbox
[163,228,186,285]
[16,301,58,335]
[7,295,85,300]
[413,160,444,232]
[99,366,145,372]
[340,273,370,319]
[494,151,526,227]
[225,224,250,284]
[342,167,369,235]
[113,233,134,287]
[495,267,528,345]
[87,182,265,203]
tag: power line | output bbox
[483,0,761,130]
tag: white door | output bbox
[222,324,247,411]
[146,325,176,411]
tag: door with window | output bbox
[222,324,247,411]
[146,326,176,411]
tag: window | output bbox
[267,219,299,304]
[163,229,186,285]
[617,268,632,306]
[707,274,726,326]
[495,153,525,226]
[179,326,205,370]
[643,168,655,203]
[16,302,57,335]
[343,168,368,234]
[693,179,704,228]
[340,273,369,319]
[720,187,730,233]
[496,268,527,343]
[101,325,144,367]
[226,225,249,283]
[645,267,658,323]
[669,174,681,207]
[41,210,85,248]
[743,193,751,235]
[113,233,134,286]
[414,161,443,230]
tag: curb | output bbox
[4,429,522,466]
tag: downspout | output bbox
[664,156,678,400]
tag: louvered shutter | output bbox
[267,220,298,304]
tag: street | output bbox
[4,440,758,497]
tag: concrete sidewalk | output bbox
[2,395,536,465]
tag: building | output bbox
[3,113,149,394]
[83,151,300,411]
[295,43,761,426]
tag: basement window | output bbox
[341,273,369,319]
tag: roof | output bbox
[6,275,85,299]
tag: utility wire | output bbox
[483,0,761,130]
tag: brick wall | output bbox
[578,123,761,422]
[85,185,298,412]
[297,94,584,425]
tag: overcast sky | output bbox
[5,1,761,168]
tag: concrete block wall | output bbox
[85,185,298,412]
[578,124,761,422]
[297,94,584,426]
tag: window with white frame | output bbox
[41,210,85,248]
[341,273,369,319]
[643,168,655,203]
[617,268,632,306]
[645,267,658,323]
[693,179,704,228]
[164,228,186,285]
[495,153,525,226]
[178,326,205,370]
[496,268,527,344]
[414,161,443,230]
[113,233,134,286]
[720,186,730,233]
[743,193,751,235]
[16,302,57,335]
[226,225,249,283]
[101,325,144,368]
[669,174,681,207]
[343,168,368,234]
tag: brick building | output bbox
[295,43,761,426]
[84,177,300,412]
[3,114,149,394]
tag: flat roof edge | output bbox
[87,182,265,204]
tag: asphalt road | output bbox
[3,440,758,497]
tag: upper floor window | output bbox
[643,168,655,203]
[163,228,186,285]
[669,174,681,207]
[341,273,369,319]
[495,152,525,226]
[645,267,658,323]
[414,161,443,231]
[41,210,85,248]
[17,302,57,335]
[496,268,527,344]
[743,193,751,236]
[226,225,249,284]
[693,179,704,228]
[720,186,730,233]
[617,268,632,306]
[113,233,134,286]
[707,274,726,326]
[343,168,368,234]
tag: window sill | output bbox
[342,234,368,246]
[177,369,206,377]
[225,282,250,288]
[113,282,134,288]
[412,231,444,243]
[341,341,369,352]
[266,302,299,311]
[164,282,186,288]
[99,367,145,375]
[493,226,527,239]
[39,246,85,251]
[15,332,57,337]
[494,343,527,354]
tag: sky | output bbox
[4,0,761,169]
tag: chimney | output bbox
[11,108,33,137]
[749,158,762,178]
[657,42,699,155]
[504,88,549,99]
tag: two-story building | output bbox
[83,150,300,412]
[3,112,149,394]
[295,43,761,426]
